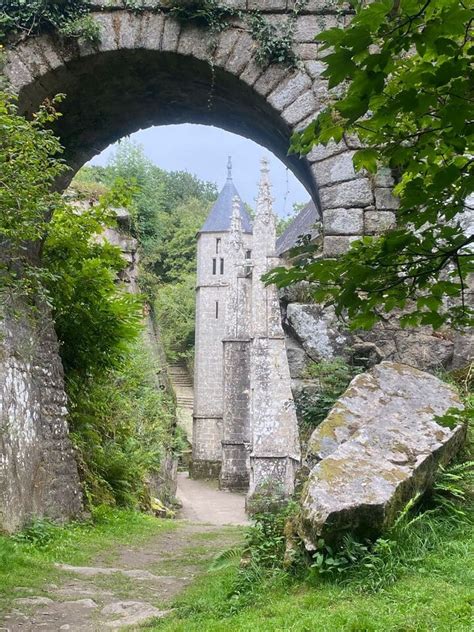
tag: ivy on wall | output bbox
[1,0,307,69]
[0,1,100,44]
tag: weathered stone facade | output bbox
[0,295,83,533]
[192,163,253,480]
[194,160,300,507]
[3,1,391,249]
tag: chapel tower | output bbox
[192,158,253,479]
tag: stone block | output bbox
[282,90,317,126]
[93,13,121,52]
[161,17,180,52]
[294,113,317,132]
[305,60,326,79]
[268,71,312,112]
[25,38,64,76]
[374,167,394,188]
[364,210,396,235]
[254,64,288,97]
[226,33,256,75]
[177,25,209,60]
[288,0,351,12]
[313,151,361,187]
[286,303,351,361]
[307,140,346,163]
[324,208,364,235]
[295,43,319,60]
[239,58,264,86]
[248,0,287,9]
[137,12,165,49]
[214,29,240,66]
[119,12,144,48]
[190,460,222,480]
[300,362,465,547]
[323,235,359,257]
[221,0,246,8]
[375,187,400,210]
[320,178,374,209]
[294,15,340,43]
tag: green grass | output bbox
[0,507,176,611]
[145,509,473,632]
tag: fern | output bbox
[209,547,243,572]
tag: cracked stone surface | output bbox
[299,362,466,549]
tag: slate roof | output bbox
[276,200,321,256]
[199,177,253,234]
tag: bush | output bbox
[69,335,177,509]
[153,275,196,362]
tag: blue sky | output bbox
[89,124,310,218]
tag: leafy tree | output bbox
[75,142,216,359]
[43,192,143,379]
[268,0,473,330]
[0,91,66,293]
[153,274,197,362]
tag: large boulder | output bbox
[298,362,466,549]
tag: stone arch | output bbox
[3,5,396,252]
[1,3,399,530]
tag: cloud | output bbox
[88,124,310,217]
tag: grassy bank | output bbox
[0,508,177,612]
[147,508,473,631]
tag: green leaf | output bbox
[353,148,378,173]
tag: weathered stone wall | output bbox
[281,290,474,378]
[0,295,83,533]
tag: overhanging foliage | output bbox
[267,0,473,330]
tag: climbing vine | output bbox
[1,0,306,69]
[165,0,307,68]
[0,1,100,44]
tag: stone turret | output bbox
[247,158,301,511]
[192,159,252,480]
[220,197,252,490]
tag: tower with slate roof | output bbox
[192,158,253,480]
[192,157,300,508]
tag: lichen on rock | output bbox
[297,362,466,549]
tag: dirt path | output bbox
[177,472,249,526]
[1,476,247,631]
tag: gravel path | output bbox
[176,472,249,526]
[1,476,246,631]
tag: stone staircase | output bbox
[168,363,194,444]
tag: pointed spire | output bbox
[227,156,233,182]
[229,195,243,251]
[255,156,274,224]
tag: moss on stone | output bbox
[307,408,347,455]
[317,457,350,483]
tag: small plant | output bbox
[248,12,299,68]
[296,358,361,445]
[11,519,60,548]
[58,15,101,44]
[0,0,91,43]
[166,0,235,34]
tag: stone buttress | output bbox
[247,159,301,510]
[220,196,252,491]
